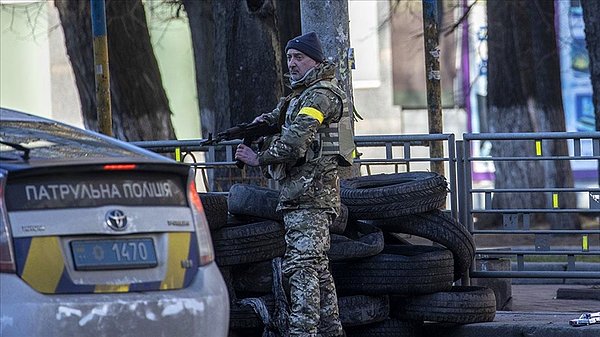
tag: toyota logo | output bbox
[105,210,127,231]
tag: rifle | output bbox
[202,121,280,168]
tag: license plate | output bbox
[71,238,158,271]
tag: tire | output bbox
[332,245,454,295]
[329,221,384,261]
[212,220,285,266]
[371,210,475,281]
[231,294,391,331]
[229,300,263,329]
[391,286,497,324]
[346,319,422,337]
[330,203,348,234]
[228,183,282,221]
[199,193,228,231]
[233,260,272,294]
[339,295,389,327]
[229,295,275,329]
[341,172,448,219]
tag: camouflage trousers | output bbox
[282,209,344,337]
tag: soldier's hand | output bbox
[235,144,259,167]
[252,114,268,123]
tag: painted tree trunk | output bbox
[183,0,292,191]
[486,0,577,229]
[581,0,600,129]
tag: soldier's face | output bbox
[287,49,317,81]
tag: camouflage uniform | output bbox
[257,61,345,337]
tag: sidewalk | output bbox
[511,284,599,312]
[423,312,599,337]
[423,284,600,337]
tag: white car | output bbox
[569,312,600,326]
[0,108,229,337]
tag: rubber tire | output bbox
[332,245,454,295]
[229,301,263,329]
[391,286,497,324]
[228,183,282,221]
[231,294,391,330]
[232,221,386,290]
[371,210,475,281]
[330,203,349,234]
[233,260,272,294]
[339,295,390,327]
[329,221,384,261]
[199,193,228,231]
[212,220,285,266]
[340,172,448,219]
[229,295,275,329]
[346,319,423,337]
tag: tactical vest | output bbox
[298,80,355,166]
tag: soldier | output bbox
[235,31,353,337]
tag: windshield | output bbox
[0,121,146,160]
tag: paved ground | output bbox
[511,284,600,312]
[424,311,600,337]
[422,284,600,337]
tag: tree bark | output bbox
[486,0,577,229]
[55,0,176,141]
[275,0,301,96]
[581,0,600,128]
[183,0,285,191]
[183,0,283,136]
[300,0,359,179]
[525,0,576,229]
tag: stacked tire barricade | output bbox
[202,171,497,337]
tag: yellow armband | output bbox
[298,107,324,124]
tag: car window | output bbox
[0,121,146,160]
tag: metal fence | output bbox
[133,132,600,281]
[458,132,600,280]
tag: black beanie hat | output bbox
[285,32,324,62]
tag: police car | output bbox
[0,108,229,336]
[569,312,600,326]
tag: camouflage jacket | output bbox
[257,61,343,213]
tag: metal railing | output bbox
[458,132,600,280]
[133,132,600,281]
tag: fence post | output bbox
[90,0,112,136]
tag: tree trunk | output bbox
[525,0,576,229]
[183,0,282,135]
[300,0,359,179]
[486,0,577,229]
[55,0,176,141]
[54,1,96,130]
[276,0,301,96]
[487,0,543,224]
[581,0,600,128]
[183,0,284,191]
